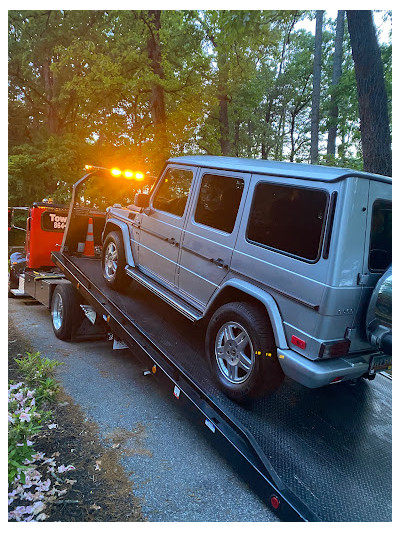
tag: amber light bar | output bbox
[84,165,145,181]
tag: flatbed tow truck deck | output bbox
[51,252,391,522]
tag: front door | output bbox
[137,165,195,289]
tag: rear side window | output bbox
[153,168,193,217]
[194,174,244,233]
[247,182,328,261]
[369,199,392,271]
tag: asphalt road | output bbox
[8,297,279,522]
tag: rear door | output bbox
[136,165,195,289]
[178,169,249,308]
[363,180,392,282]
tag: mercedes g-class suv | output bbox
[101,156,392,401]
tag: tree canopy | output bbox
[8,10,392,206]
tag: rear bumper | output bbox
[277,348,382,388]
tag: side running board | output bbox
[125,266,203,322]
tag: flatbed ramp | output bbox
[53,253,392,522]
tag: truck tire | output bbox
[205,302,284,402]
[102,231,126,290]
[51,283,82,341]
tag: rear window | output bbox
[369,199,392,271]
[247,182,328,261]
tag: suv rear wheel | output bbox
[51,283,83,341]
[102,231,126,289]
[205,302,284,401]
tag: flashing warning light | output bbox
[123,170,145,180]
[83,165,145,180]
[134,171,145,181]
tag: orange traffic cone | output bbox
[83,217,95,257]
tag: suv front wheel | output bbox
[102,231,126,289]
[205,302,284,402]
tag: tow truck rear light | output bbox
[270,495,280,509]
[319,339,351,358]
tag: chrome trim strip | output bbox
[228,267,320,311]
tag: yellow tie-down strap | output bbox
[33,271,64,281]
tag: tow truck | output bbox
[8,166,392,522]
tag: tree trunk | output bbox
[289,112,296,162]
[234,119,240,157]
[261,14,299,160]
[217,52,230,156]
[327,10,345,157]
[347,10,392,176]
[310,10,324,164]
[42,58,58,134]
[146,10,167,156]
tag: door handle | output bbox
[166,237,178,246]
[211,257,227,269]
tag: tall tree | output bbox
[347,10,392,176]
[145,10,168,160]
[326,10,345,157]
[260,12,300,159]
[310,10,324,164]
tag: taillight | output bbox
[319,339,351,358]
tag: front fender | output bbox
[207,278,289,350]
[103,218,135,267]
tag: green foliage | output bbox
[8,352,63,485]
[14,351,63,402]
[8,10,392,207]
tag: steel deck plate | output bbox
[72,257,392,521]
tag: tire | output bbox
[102,231,126,290]
[51,283,82,341]
[8,273,15,298]
[205,302,284,402]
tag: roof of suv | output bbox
[167,156,391,184]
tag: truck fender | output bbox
[207,278,289,350]
[103,218,135,267]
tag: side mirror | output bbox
[134,193,150,208]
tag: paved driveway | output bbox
[8,297,278,522]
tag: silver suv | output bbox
[102,156,392,401]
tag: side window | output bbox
[247,182,328,261]
[153,168,193,217]
[369,199,392,271]
[194,174,244,233]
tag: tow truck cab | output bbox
[8,201,69,297]
[25,202,69,269]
